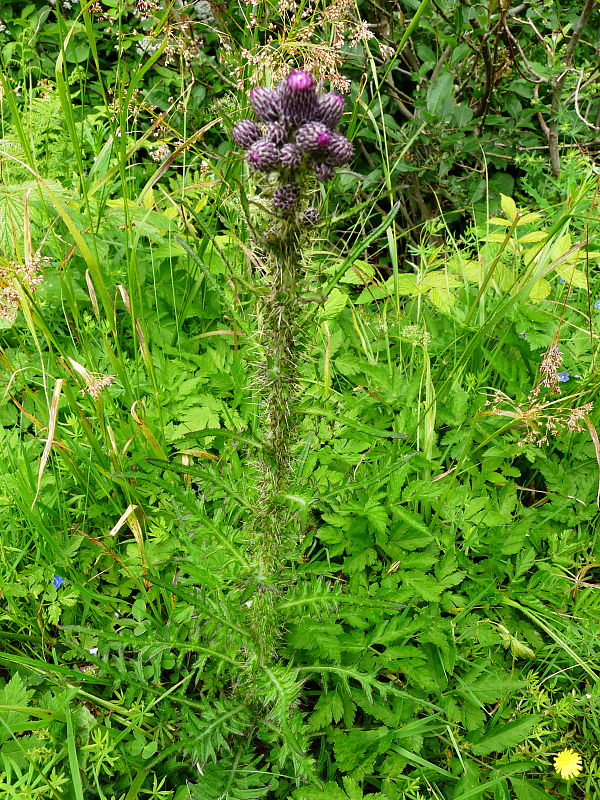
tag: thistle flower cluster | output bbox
[232,70,353,217]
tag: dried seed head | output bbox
[313,92,345,128]
[324,131,354,165]
[279,142,304,169]
[295,122,332,152]
[232,118,262,149]
[273,183,300,212]
[247,138,281,170]
[250,86,283,123]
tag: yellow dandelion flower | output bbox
[554,749,583,780]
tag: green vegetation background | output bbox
[0,1,599,798]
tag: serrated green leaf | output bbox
[554,264,588,289]
[322,287,348,319]
[518,231,547,243]
[500,194,518,221]
[471,715,540,755]
[509,777,553,800]
[365,504,388,536]
[393,507,433,548]
[428,287,455,311]
[528,278,551,301]
[420,271,460,291]
[403,572,442,602]
[394,274,419,295]
[460,675,527,705]
[0,674,33,742]
[339,260,375,285]
[516,212,543,226]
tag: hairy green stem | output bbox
[250,221,303,663]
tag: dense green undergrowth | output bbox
[0,1,599,799]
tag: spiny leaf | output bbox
[470,715,540,755]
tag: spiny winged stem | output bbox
[232,70,353,665]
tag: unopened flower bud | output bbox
[279,143,303,169]
[264,121,288,145]
[312,161,335,182]
[301,206,319,226]
[232,118,262,149]
[313,92,345,128]
[287,70,314,92]
[250,86,283,123]
[247,138,281,170]
[280,70,317,125]
[295,122,332,152]
[273,182,300,212]
[325,132,354,166]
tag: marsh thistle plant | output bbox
[232,70,353,663]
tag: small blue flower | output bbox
[594,300,600,309]
[52,575,64,589]
[557,371,569,382]
[559,277,566,283]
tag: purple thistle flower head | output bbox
[280,70,317,125]
[313,92,345,128]
[264,121,288,145]
[273,182,300,212]
[279,143,304,169]
[312,161,335,182]
[324,132,354,166]
[247,138,281,171]
[301,206,320,226]
[233,70,353,192]
[250,86,283,123]
[296,122,332,152]
[232,118,262,149]
[286,70,315,92]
